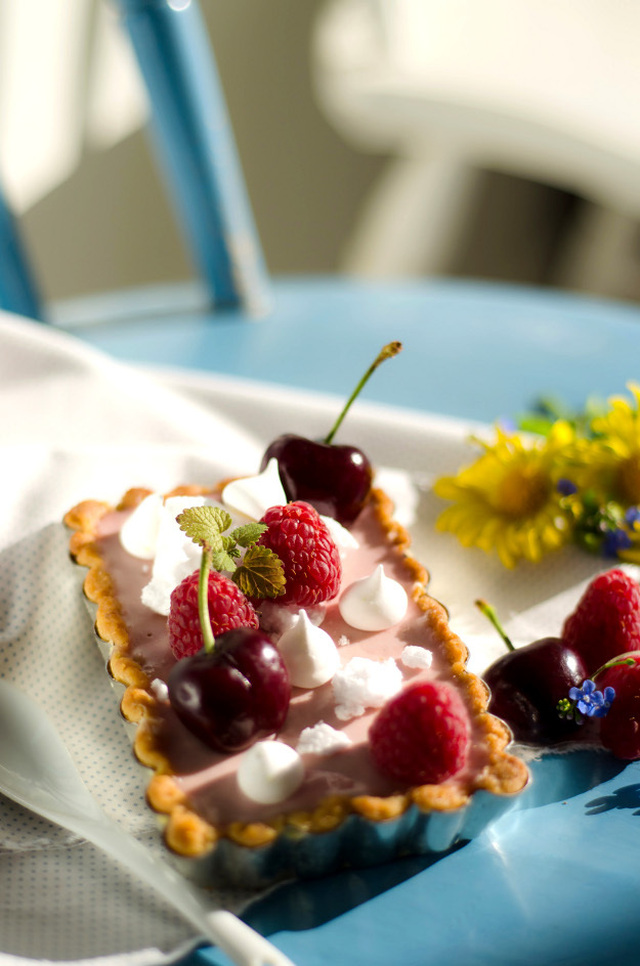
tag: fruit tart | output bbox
[65,345,528,885]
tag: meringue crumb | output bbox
[401,645,433,670]
[297,722,352,756]
[150,678,169,702]
[332,656,403,721]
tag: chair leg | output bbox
[554,201,640,300]
[341,153,483,277]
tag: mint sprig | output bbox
[176,505,286,652]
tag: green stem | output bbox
[475,598,516,652]
[324,341,402,445]
[591,653,637,680]
[198,549,216,653]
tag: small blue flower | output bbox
[568,679,616,719]
[625,506,640,528]
[556,478,578,497]
[602,528,632,558]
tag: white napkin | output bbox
[0,312,266,963]
[0,310,618,965]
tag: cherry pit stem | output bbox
[324,341,402,445]
[475,599,516,652]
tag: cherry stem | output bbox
[198,549,216,653]
[324,341,402,445]
[475,599,516,652]
[591,653,636,680]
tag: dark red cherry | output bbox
[261,433,372,525]
[167,627,290,753]
[484,636,587,744]
[261,342,402,525]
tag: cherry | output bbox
[261,434,372,525]
[477,601,587,744]
[167,627,290,753]
[261,342,402,525]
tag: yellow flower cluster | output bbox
[434,384,640,568]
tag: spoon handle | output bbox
[74,816,294,966]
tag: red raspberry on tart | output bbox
[369,680,471,786]
[168,570,259,659]
[256,501,342,607]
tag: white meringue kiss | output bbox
[278,610,340,688]
[221,458,287,520]
[119,492,163,559]
[320,514,359,556]
[237,740,304,804]
[338,564,408,630]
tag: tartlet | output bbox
[65,482,528,886]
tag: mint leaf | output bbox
[176,505,231,550]
[221,535,242,557]
[178,504,285,596]
[230,522,268,548]
[211,549,239,573]
[234,545,286,599]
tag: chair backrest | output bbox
[313,0,640,211]
[0,0,271,323]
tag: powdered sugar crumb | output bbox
[332,656,403,720]
[337,635,350,647]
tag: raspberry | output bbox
[168,570,259,659]
[598,655,640,760]
[257,502,342,607]
[369,681,470,786]
[562,569,640,674]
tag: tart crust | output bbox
[65,485,528,863]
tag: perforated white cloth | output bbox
[0,310,618,964]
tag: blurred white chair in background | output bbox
[312,0,640,295]
[0,0,147,215]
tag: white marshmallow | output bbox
[237,740,304,804]
[338,564,408,630]
[221,458,287,520]
[277,610,340,688]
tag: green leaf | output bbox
[176,505,232,550]
[230,522,268,548]
[211,550,238,573]
[221,535,242,557]
[233,545,286,599]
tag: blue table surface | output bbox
[56,276,640,966]
[57,275,640,424]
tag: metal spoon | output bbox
[0,679,294,966]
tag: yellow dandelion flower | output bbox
[581,383,640,505]
[433,422,577,568]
